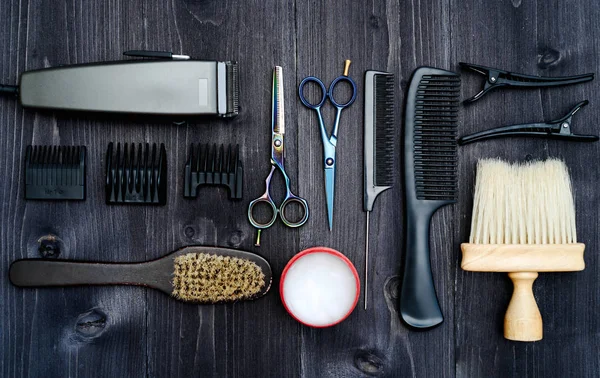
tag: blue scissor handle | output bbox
[328,75,357,108]
[298,76,327,109]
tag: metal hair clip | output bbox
[460,62,595,104]
[459,100,598,145]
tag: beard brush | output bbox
[461,159,585,341]
[363,70,396,310]
[9,246,272,303]
[400,67,460,328]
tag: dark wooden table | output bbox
[1,1,599,377]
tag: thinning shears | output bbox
[299,60,357,230]
[248,66,309,246]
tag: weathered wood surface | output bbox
[0,0,598,377]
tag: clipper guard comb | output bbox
[184,144,243,200]
[24,145,86,200]
[105,142,167,205]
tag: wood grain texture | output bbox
[504,272,543,342]
[0,0,598,377]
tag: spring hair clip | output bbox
[459,101,598,145]
[460,62,594,104]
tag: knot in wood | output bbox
[354,350,384,376]
[228,230,244,247]
[37,235,62,258]
[184,226,196,238]
[538,48,561,69]
[75,309,107,339]
[384,276,400,300]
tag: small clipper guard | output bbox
[105,143,167,205]
[25,145,86,200]
[184,144,243,200]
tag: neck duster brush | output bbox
[461,159,585,341]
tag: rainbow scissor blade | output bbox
[272,66,285,135]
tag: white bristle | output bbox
[469,158,577,245]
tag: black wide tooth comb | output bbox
[105,142,167,205]
[400,67,460,329]
[24,145,86,200]
[184,143,243,200]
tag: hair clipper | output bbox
[0,50,239,118]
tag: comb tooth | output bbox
[203,144,209,173]
[58,147,65,186]
[106,143,114,202]
[225,144,232,174]
[234,145,239,174]
[133,143,140,194]
[188,144,196,173]
[158,143,167,204]
[34,146,40,186]
[79,147,85,187]
[216,144,224,184]
[116,143,123,201]
[118,143,125,201]
[140,143,147,200]
[125,143,133,195]
[25,146,32,185]
[208,144,216,184]
[39,146,45,186]
[148,143,155,202]
[62,147,68,186]
[194,144,201,175]
[184,144,193,197]
[49,146,54,184]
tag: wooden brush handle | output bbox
[504,272,543,341]
[9,259,158,287]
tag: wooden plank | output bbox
[0,0,599,377]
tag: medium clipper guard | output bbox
[105,142,167,205]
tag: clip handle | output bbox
[459,100,598,144]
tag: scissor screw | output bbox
[274,140,282,147]
[490,76,497,83]
[326,158,334,166]
[562,122,569,128]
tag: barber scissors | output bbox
[248,66,309,246]
[298,60,357,230]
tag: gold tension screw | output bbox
[343,60,351,76]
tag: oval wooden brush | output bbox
[9,246,272,303]
[461,159,585,341]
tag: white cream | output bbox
[282,252,358,327]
